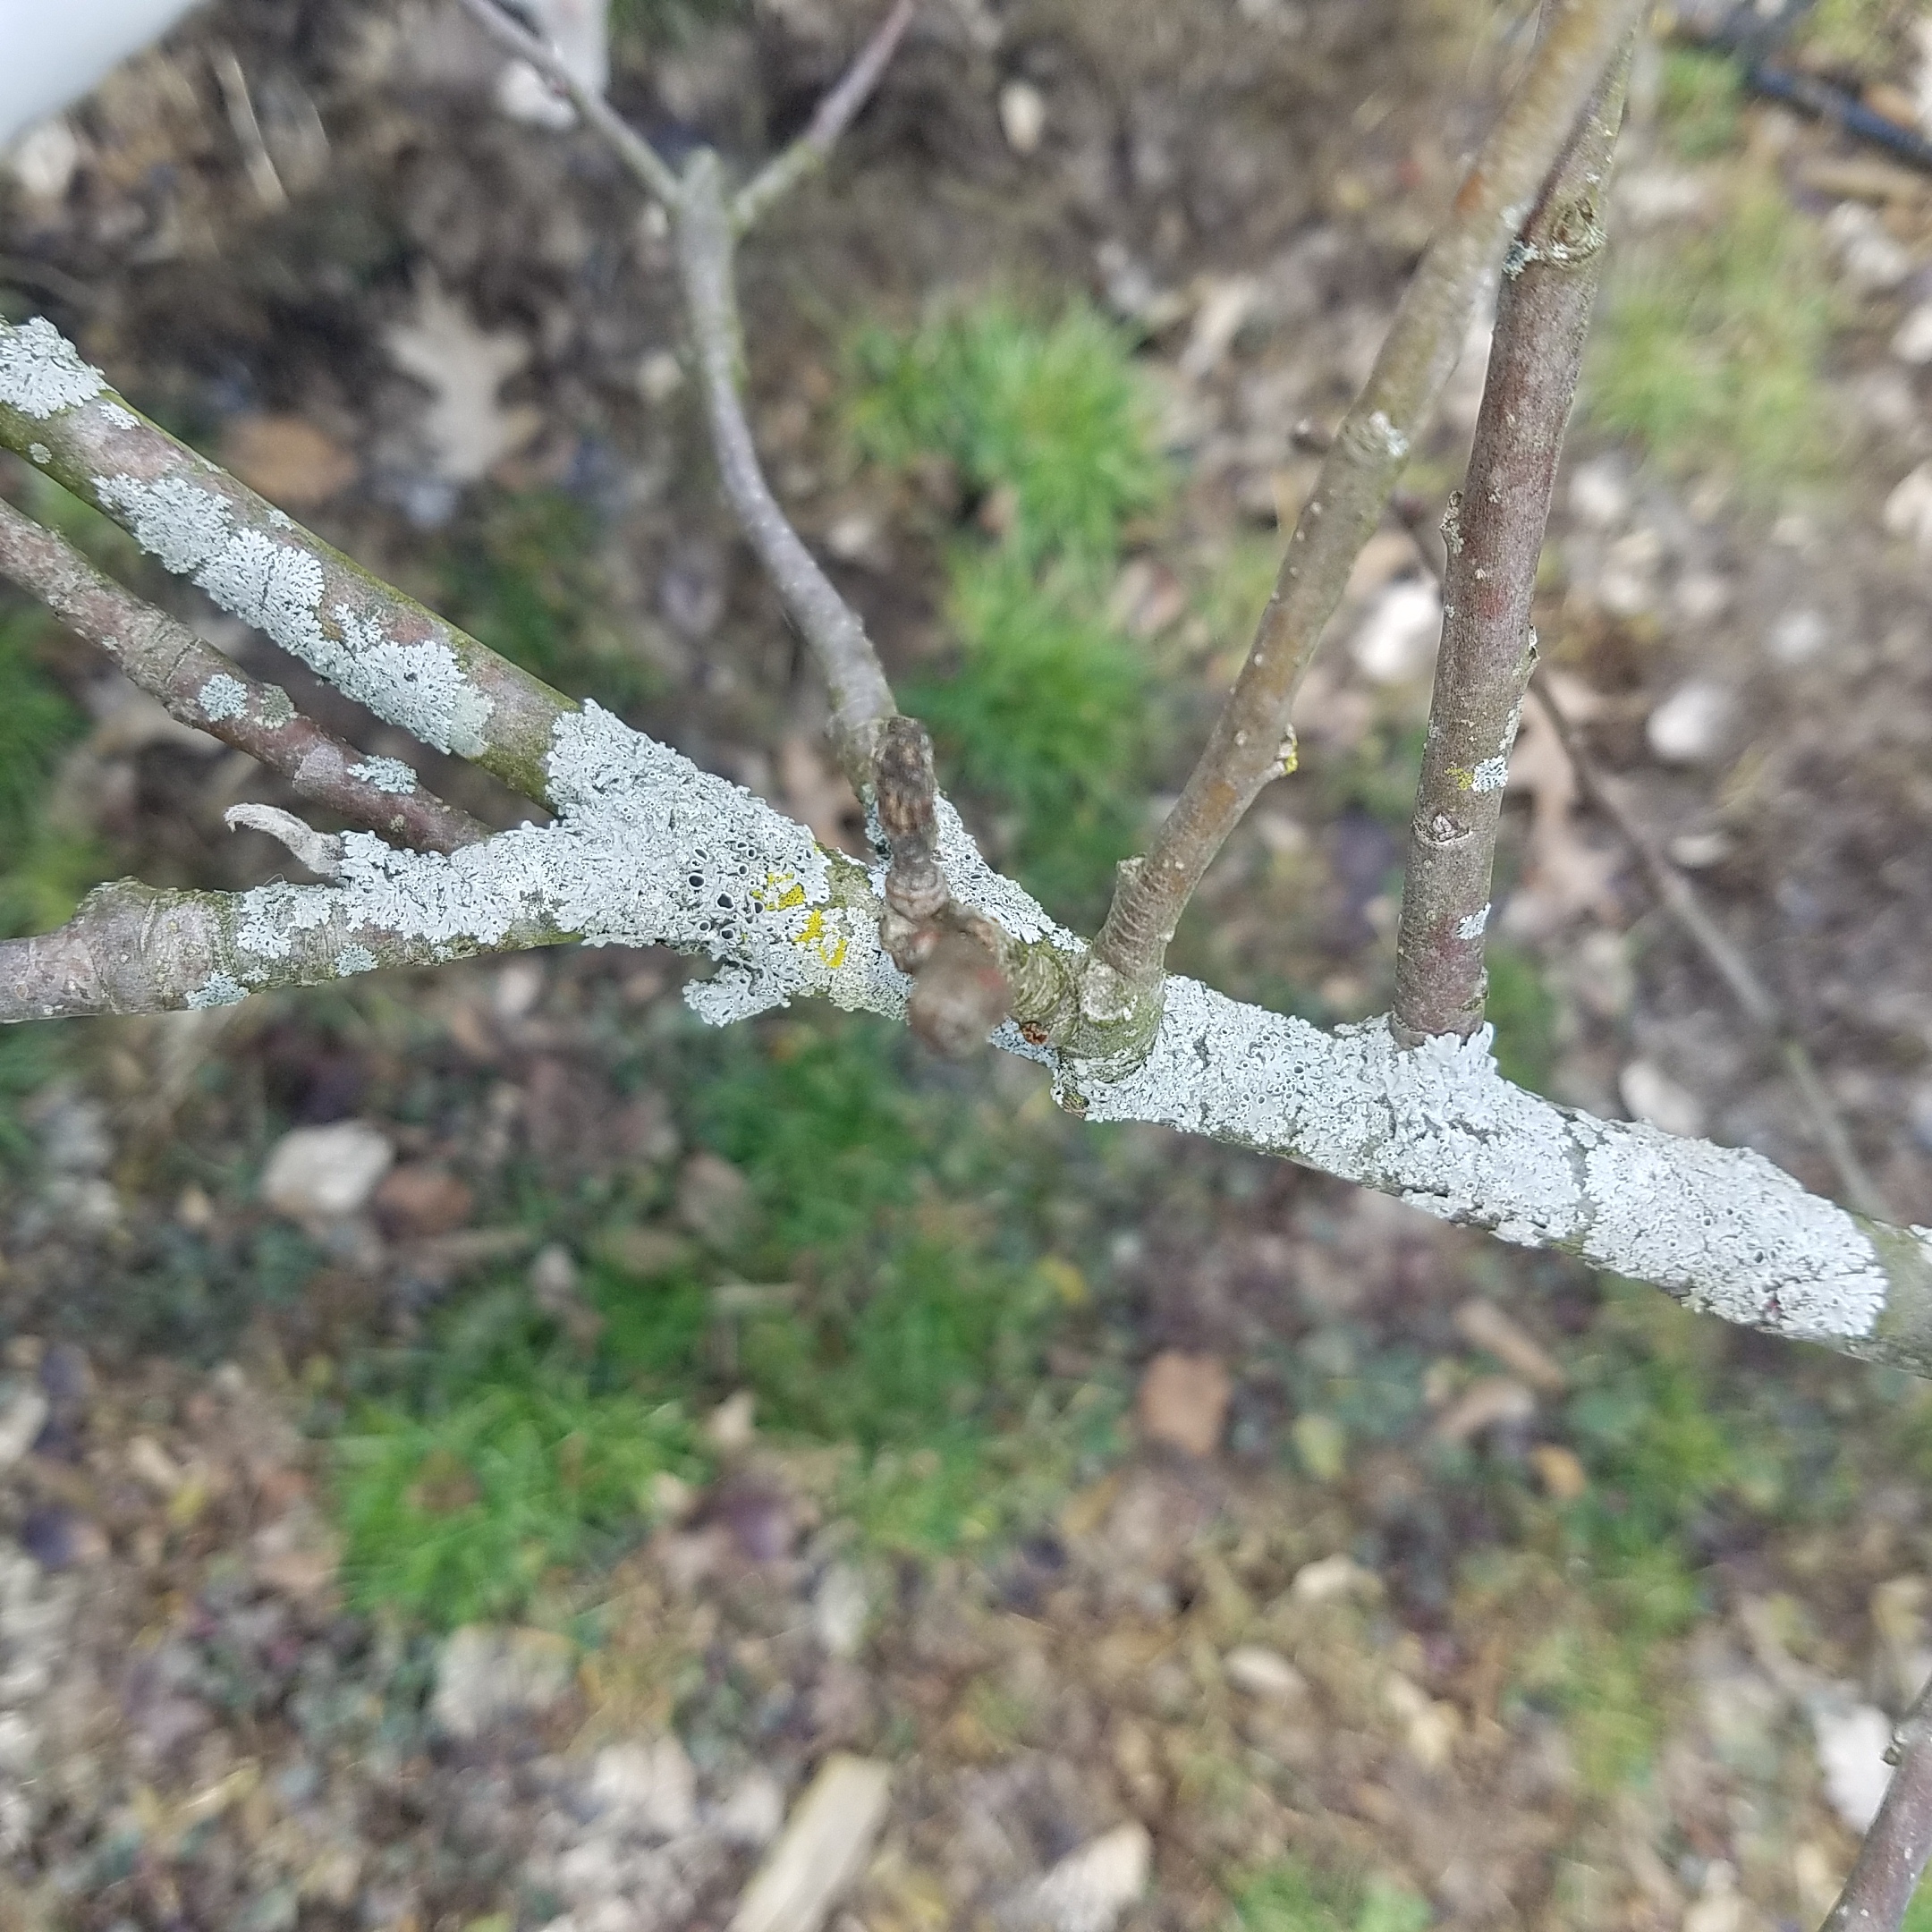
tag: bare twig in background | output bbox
[1392,38,1633,1042]
[452,0,682,203]
[1820,1674,1932,1932]
[1530,682,1892,1220]
[0,496,489,854]
[1092,0,1650,996]
[451,0,907,784]
[674,152,899,786]
[208,43,288,212]
[733,0,919,232]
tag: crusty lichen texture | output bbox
[94,472,496,758]
[0,316,573,805]
[1077,985,1896,1350]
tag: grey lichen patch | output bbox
[334,945,379,977]
[1470,755,1510,793]
[345,756,418,795]
[931,799,1072,949]
[225,703,897,1024]
[1580,1129,1886,1342]
[186,971,248,1009]
[89,471,495,758]
[27,444,50,466]
[0,318,106,419]
[1066,992,1885,1338]
[199,674,250,723]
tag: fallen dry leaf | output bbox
[220,413,359,505]
[1136,1350,1230,1458]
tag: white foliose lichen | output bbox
[27,444,50,466]
[345,756,418,795]
[931,798,1072,948]
[334,945,379,977]
[199,674,250,722]
[225,702,900,1023]
[1068,991,1883,1338]
[186,971,248,1009]
[0,318,105,419]
[89,471,494,758]
[1470,756,1510,793]
[1456,905,1489,941]
[1579,1127,1885,1342]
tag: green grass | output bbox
[1493,1282,1788,1794]
[851,299,1166,570]
[334,1010,1119,1618]
[335,1378,706,1626]
[851,300,1170,921]
[908,551,1154,918]
[1484,942,1556,1094]
[1231,1858,1432,1932]
[1657,47,1744,163]
[1586,182,1842,499]
[0,602,94,940]
[1903,1877,1932,1932]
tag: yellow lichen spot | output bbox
[792,907,850,971]
[752,869,809,912]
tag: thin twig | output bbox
[674,150,898,786]
[0,495,489,854]
[733,0,919,232]
[1393,37,1633,1042]
[1091,0,1649,995]
[451,0,682,203]
[1529,681,1892,1221]
[1820,1674,1932,1932]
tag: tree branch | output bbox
[732,0,919,233]
[1392,38,1632,1042]
[0,494,490,854]
[451,0,683,204]
[673,150,899,787]
[0,318,576,804]
[1821,1675,1932,1932]
[1092,0,1650,995]
[4,694,1928,1377]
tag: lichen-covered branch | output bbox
[673,151,899,785]
[5,693,1929,1377]
[0,318,577,805]
[732,0,919,233]
[0,494,489,854]
[452,0,682,204]
[1392,39,1632,1043]
[1093,0,1650,994]
[1821,1677,1932,1932]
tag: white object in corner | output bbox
[0,0,206,151]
